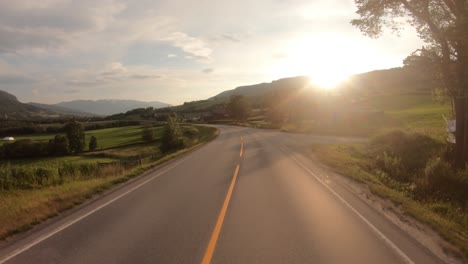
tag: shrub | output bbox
[160,116,186,152]
[416,157,468,204]
[48,135,70,156]
[370,130,443,180]
[3,140,49,159]
[183,126,199,137]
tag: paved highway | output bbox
[0,126,443,263]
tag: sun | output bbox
[310,72,349,90]
[268,33,367,90]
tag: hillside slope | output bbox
[55,99,172,116]
[0,90,56,120]
[28,102,96,117]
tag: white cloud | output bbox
[160,32,213,62]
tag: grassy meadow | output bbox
[11,126,153,150]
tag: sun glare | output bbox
[310,72,349,90]
[268,33,367,90]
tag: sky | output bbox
[0,0,424,105]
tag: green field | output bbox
[11,126,163,150]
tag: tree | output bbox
[64,121,85,154]
[142,126,154,142]
[49,135,69,155]
[227,95,251,122]
[89,136,98,151]
[351,0,468,167]
[160,116,185,152]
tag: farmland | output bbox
[0,124,218,239]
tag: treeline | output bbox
[1,121,94,159]
[0,120,141,137]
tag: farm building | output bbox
[2,137,15,142]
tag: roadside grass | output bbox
[0,125,218,240]
[281,94,450,138]
[312,144,468,258]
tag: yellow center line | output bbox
[240,142,244,157]
[201,164,240,264]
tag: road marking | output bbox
[0,155,193,264]
[285,150,415,264]
[240,141,244,157]
[201,164,240,264]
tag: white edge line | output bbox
[0,155,192,264]
[285,150,415,264]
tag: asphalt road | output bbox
[0,126,443,264]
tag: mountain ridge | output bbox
[54,99,172,116]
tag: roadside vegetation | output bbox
[0,116,218,239]
[308,98,468,257]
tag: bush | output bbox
[183,126,199,137]
[3,140,49,159]
[48,135,70,156]
[415,157,468,204]
[160,116,186,152]
[370,130,443,181]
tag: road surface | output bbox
[0,126,443,264]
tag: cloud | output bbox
[64,89,80,94]
[221,34,240,42]
[161,32,212,62]
[0,73,35,84]
[131,74,160,79]
[0,0,126,53]
[101,62,128,76]
[202,68,214,74]
[65,79,105,86]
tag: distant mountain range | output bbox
[27,102,95,117]
[0,90,58,120]
[0,90,171,119]
[53,100,171,116]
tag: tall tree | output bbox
[89,136,98,151]
[64,121,85,154]
[352,0,468,167]
[227,95,251,122]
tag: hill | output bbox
[28,102,96,117]
[0,90,57,120]
[165,67,433,114]
[212,76,310,99]
[55,99,172,116]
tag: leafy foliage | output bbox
[64,121,85,154]
[160,116,186,152]
[89,136,98,151]
[49,135,70,155]
[227,95,251,122]
[371,130,444,175]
